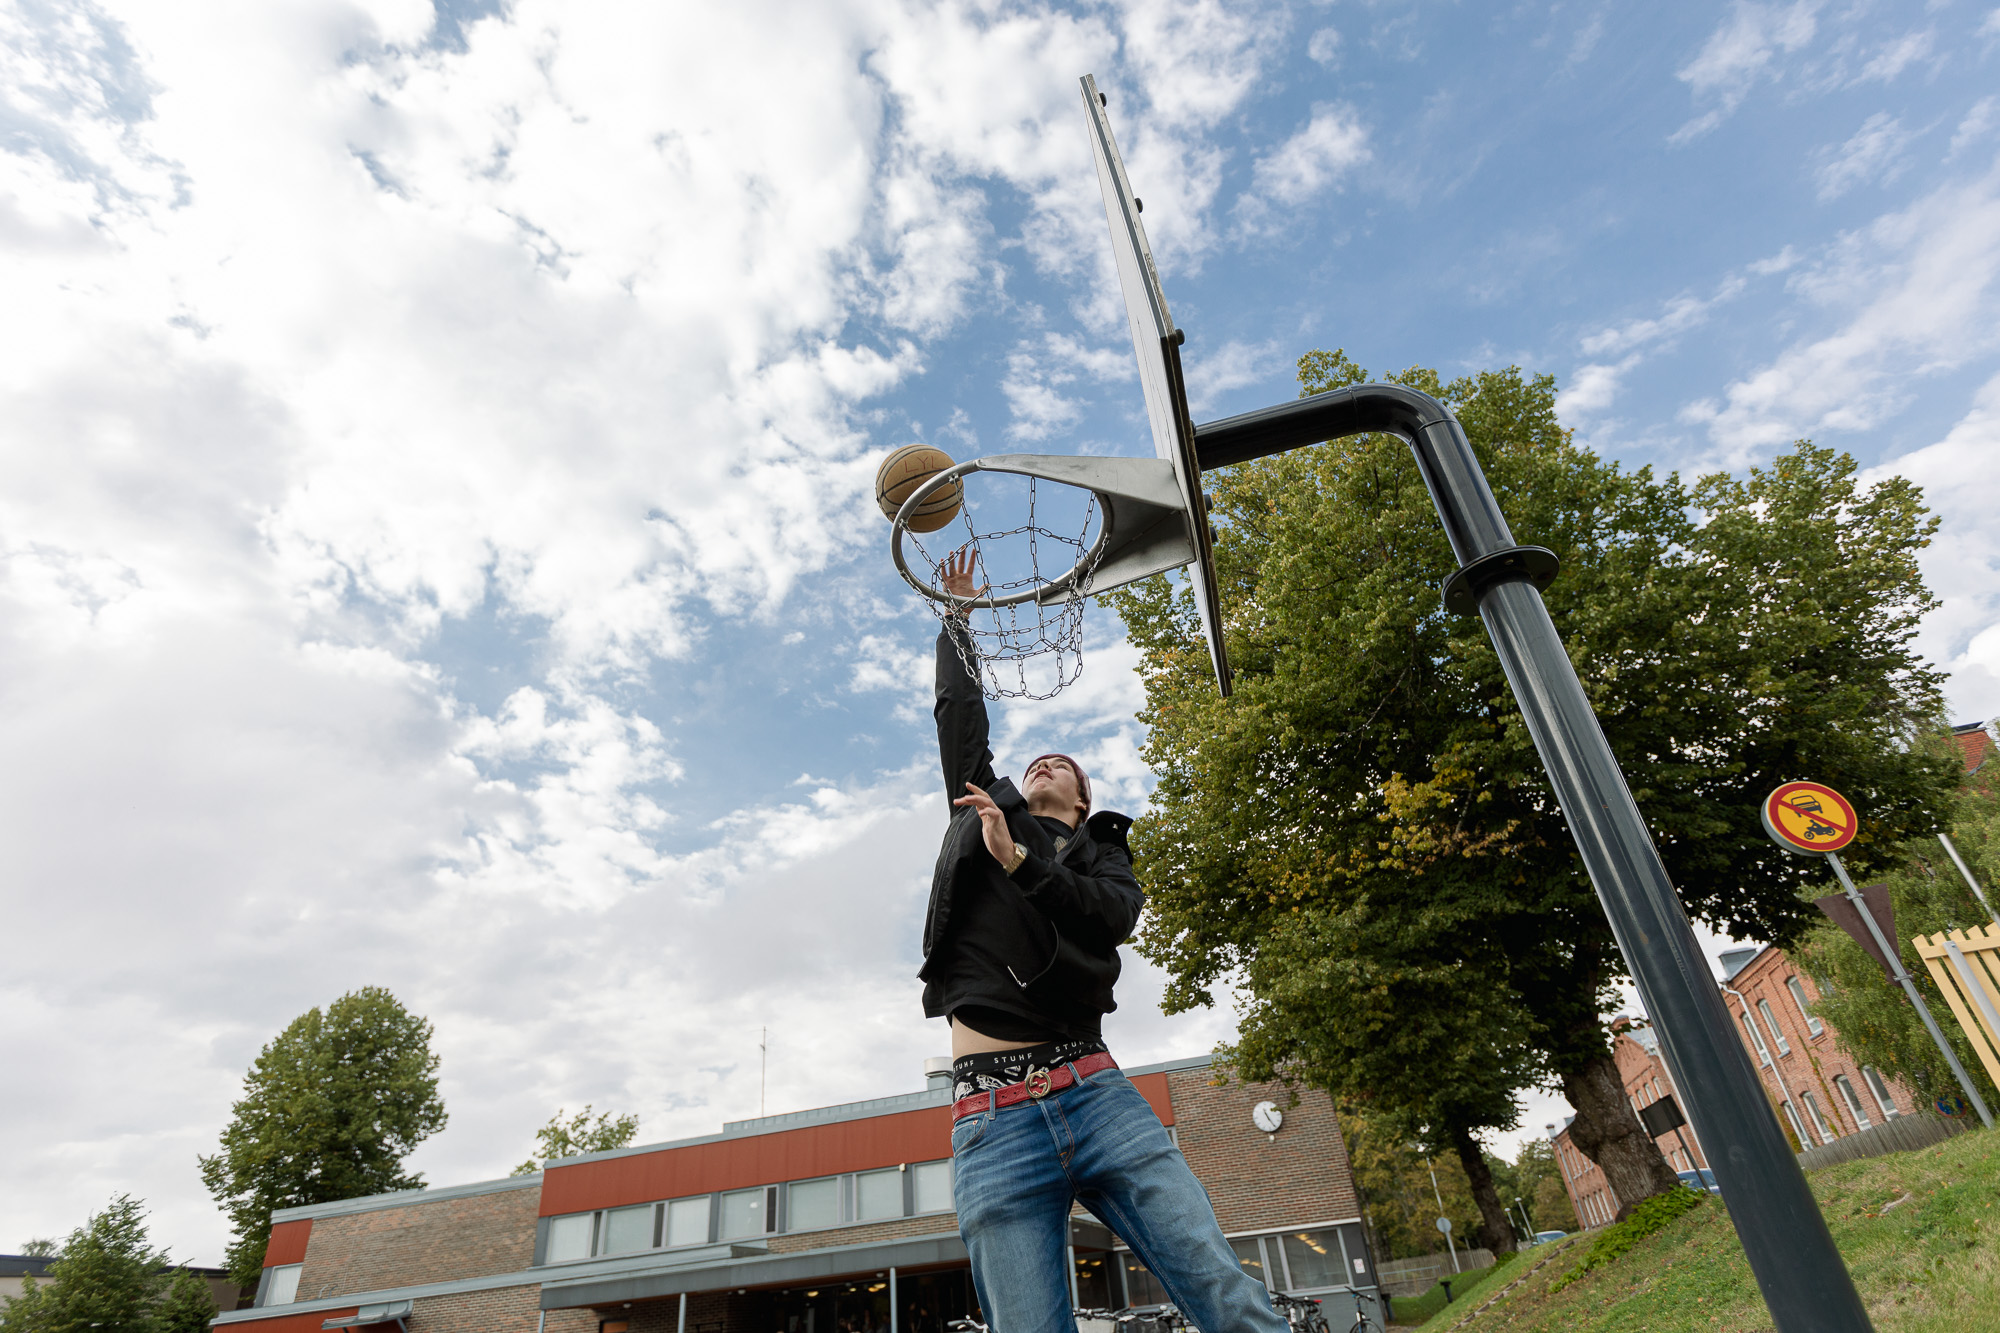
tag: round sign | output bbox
[1435,1216,1453,1234]
[1252,1101,1284,1134]
[1760,782,1858,855]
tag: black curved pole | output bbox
[1194,385,1874,1333]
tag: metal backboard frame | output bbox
[1081,74,1232,695]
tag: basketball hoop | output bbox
[890,454,1202,700]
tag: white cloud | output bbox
[1246,102,1370,210]
[1671,1,1820,143]
[1307,27,1342,67]
[1949,97,1998,160]
[1856,29,1934,84]
[1861,372,2000,720]
[0,0,1283,1264]
[1556,355,1641,418]
[1183,337,1285,416]
[1813,112,1915,201]
[1682,161,2000,458]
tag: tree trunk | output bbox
[1448,1122,1517,1255]
[1560,1050,1681,1216]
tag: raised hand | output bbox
[953,781,1015,865]
[941,545,986,613]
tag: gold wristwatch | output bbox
[1003,842,1029,875]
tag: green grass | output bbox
[1404,1127,2000,1333]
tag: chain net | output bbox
[902,476,1103,700]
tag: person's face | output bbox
[1025,756,1084,818]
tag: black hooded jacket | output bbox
[918,621,1144,1037]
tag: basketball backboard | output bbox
[1080,74,1231,695]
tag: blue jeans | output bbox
[951,1063,1289,1333]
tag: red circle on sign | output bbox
[1761,781,1858,855]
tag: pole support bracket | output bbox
[1440,545,1560,616]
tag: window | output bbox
[1779,1100,1808,1146]
[719,1187,770,1240]
[1799,1091,1836,1145]
[787,1176,841,1231]
[911,1159,953,1214]
[1739,1010,1773,1066]
[1279,1232,1345,1289]
[855,1167,902,1221]
[665,1196,709,1247]
[265,1264,301,1305]
[1230,1237,1271,1288]
[1786,977,1824,1036]
[1757,999,1792,1055]
[1121,1251,1170,1306]
[601,1203,654,1255]
[1833,1075,1872,1130]
[545,1212,594,1263]
[1863,1067,1901,1120]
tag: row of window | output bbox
[1736,977,1824,1066]
[1077,1226,1368,1310]
[1778,1068,1897,1147]
[544,1161,955,1263]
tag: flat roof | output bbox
[270,1052,1218,1223]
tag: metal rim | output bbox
[890,459,1112,609]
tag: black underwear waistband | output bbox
[951,1037,1109,1103]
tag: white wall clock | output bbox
[1252,1101,1284,1134]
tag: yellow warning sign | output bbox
[1761,781,1858,855]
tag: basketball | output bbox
[876,444,962,532]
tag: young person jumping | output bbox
[921,549,1289,1333]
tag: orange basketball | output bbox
[876,444,962,532]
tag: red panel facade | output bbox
[542,1070,1178,1216]
[263,1218,313,1267]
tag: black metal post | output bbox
[1194,385,1875,1333]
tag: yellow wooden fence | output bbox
[1913,924,2000,1094]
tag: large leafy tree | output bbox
[199,986,447,1284]
[510,1105,640,1175]
[2,1196,168,1333]
[1112,351,1956,1217]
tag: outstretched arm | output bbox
[935,548,996,806]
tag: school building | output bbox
[214,1054,1383,1333]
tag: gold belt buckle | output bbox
[1025,1067,1053,1099]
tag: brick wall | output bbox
[295,1184,540,1299]
[1550,1128,1615,1228]
[1728,947,1917,1145]
[1611,1027,1708,1172]
[1166,1067,1359,1233]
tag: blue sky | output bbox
[3,0,1998,1265]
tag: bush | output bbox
[1546,1187,1707,1293]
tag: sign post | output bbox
[1762,783,1994,1129]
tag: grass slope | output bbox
[1411,1127,1998,1333]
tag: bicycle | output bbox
[1271,1290,1379,1333]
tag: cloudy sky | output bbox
[5,0,1999,1265]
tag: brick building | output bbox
[1549,945,1920,1227]
[1717,943,1916,1148]
[214,1055,1381,1333]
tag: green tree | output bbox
[1342,1113,1482,1261]
[14,1241,57,1259]
[155,1268,218,1333]
[199,986,447,1285]
[511,1105,640,1175]
[1111,351,1956,1219]
[1795,771,2000,1113]
[1,1196,167,1332]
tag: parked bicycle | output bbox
[1270,1290,1378,1333]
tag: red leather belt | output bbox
[951,1051,1118,1121]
